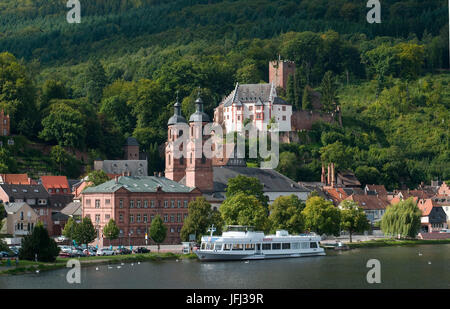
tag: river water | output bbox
[1,245,449,289]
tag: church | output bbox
[165,93,310,209]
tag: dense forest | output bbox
[0,0,448,188]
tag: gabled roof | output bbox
[323,187,349,205]
[82,176,196,194]
[1,174,30,185]
[61,202,82,217]
[0,184,49,200]
[417,199,435,216]
[40,176,70,191]
[337,171,361,187]
[5,202,29,214]
[346,194,389,210]
[222,83,290,107]
[365,185,388,196]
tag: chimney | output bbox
[327,164,331,186]
[321,164,326,184]
[115,176,118,184]
[331,163,335,187]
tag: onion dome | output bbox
[168,95,187,125]
[189,93,210,123]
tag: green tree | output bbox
[149,214,167,252]
[39,102,86,149]
[39,79,67,111]
[220,193,269,232]
[19,223,59,262]
[302,196,341,236]
[86,59,107,104]
[50,145,70,175]
[103,219,119,246]
[276,152,298,180]
[62,217,77,242]
[381,198,422,239]
[302,85,313,110]
[180,197,223,242]
[87,170,110,187]
[320,71,338,112]
[269,195,305,234]
[339,200,371,242]
[73,216,97,249]
[226,175,269,208]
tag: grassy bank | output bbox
[346,239,450,249]
[0,252,197,276]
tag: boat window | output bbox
[223,244,232,251]
[232,244,243,251]
[206,243,212,250]
[271,243,281,250]
[214,244,222,251]
[292,243,300,249]
[201,243,206,250]
[244,244,255,251]
[310,242,318,248]
[282,243,291,250]
[262,243,271,250]
[301,242,309,249]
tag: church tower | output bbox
[165,95,188,182]
[185,94,214,192]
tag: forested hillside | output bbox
[0,0,448,188]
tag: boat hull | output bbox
[195,250,326,261]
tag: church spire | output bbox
[167,91,187,125]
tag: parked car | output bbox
[439,229,450,233]
[57,235,69,242]
[59,252,72,258]
[83,249,96,256]
[133,247,150,254]
[0,251,11,257]
[117,247,132,255]
[96,248,115,256]
[58,245,73,254]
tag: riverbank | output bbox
[345,238,450,249]
[0,252,197,276]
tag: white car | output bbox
[439,229,450,233]
[96,248,115,256]
[58,245,73,253]
[57,236,69,242]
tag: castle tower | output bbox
[124,137,139,160]
[185,94,214,192]
[269,57,296,90]
[165,95,188,182]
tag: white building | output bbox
[215,82,292,133]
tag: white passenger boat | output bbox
[195,226,326,261]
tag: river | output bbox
[1,245,449,289]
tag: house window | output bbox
[151,200,155,208]
[282,106,286,111]
[170,227,175,233]
[177,200,181,208]
[48,189,52,193]
[249,106,253,111]
[20,212,24,220]
[143,214,148,223]
[184,200,188,208]
[164,201,168,208]
[164,214,168,223]
[95,200,100,208]
[171,200,175,208]
[95,214,100,223]
[130,200,134,208]
[137,200,141,208]
[119,200,123,208]
[237,116,240,120]
[105,199,110,205]
[144,200,148,208]
[177,213,181,222]
[282,116,286,121]
[130,215,134,223]
[105,214,110,220]
[86,199,91,206]
[137,214,141,222]
[170,215,174,223]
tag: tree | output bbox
[220,193,269,232]
[269,195,305,234]
[320,71,338,112]
[50,145,70,175]
[86,59,107,104]
[39,79,67,111]
[62,217,77,242]
[276,152,298,181]
[103,219,119,246]
[302,85,313,110]
[226,175,269,208]
[39,102,86,149]
[180,197,223,242]
[73,216,97,249]
[302,196,341,236]
[87,170,110,187]
[19,223,59,262]
[381,198,421,239]
[149,215,167,252]
[339,200,371,242]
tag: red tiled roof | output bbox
[1,174,30,185]
[391,196,419,205]
[40,176,70,191]
[366,184,388,196]
[417,199,439,216]
[323,187,349,205]
[346,194,389,210]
